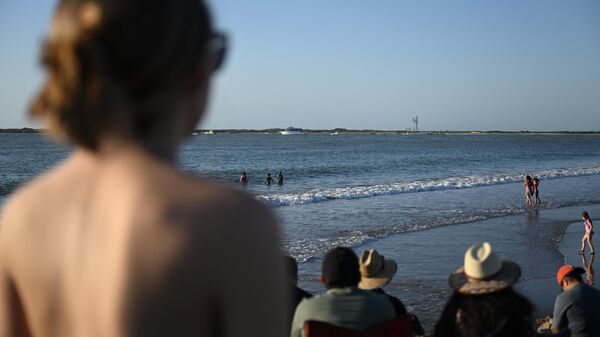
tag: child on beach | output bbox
[532,177,541,205]
[523,175,534,207]
[581,211,595,254]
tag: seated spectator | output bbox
[290,247,395,337]
[285,256,313,332]
[552,264,600,337]
[358,249,425,335]
[434,242,536,337]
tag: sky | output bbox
[1,0,599,131]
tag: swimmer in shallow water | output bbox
[265,173,275,185]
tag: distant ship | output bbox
[280,127,304,135]
[203,130,215,135]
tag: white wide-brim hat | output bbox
[448,242,521,295]
[358,249,397,290]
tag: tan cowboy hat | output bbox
[358,249,397,290]
[448,242,521,295]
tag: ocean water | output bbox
[2,132,600,330]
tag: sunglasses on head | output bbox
[207,32,228,72]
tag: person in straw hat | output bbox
[358,249,424,335]
[434,242,536,337]
[290,247,395,337]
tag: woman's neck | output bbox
[97,136,178,165]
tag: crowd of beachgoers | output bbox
[285,238,599,337]
[2,1,600,337]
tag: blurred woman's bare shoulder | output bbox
[1,154,85,228]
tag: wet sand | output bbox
[297,203,600,333]
[519,207,599,318]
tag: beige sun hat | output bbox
[358,249,398,290]
[448,242,521,295]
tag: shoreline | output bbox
[519,214,599,333]
[521,206,599,315]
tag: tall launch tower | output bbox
[412,116,419,131]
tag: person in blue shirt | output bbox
[553,264,600,337]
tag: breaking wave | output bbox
[257,165,600,207]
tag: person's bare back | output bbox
[1,1,288,335]
[1,147,287,337]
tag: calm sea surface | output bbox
[2,132,600,329]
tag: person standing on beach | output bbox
[580,211,595,255]
[523,175,534,207]
[533,177,541,205]
[553,264,600,337]
[0,1,287,337]
[277,171,284,185]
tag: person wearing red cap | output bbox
[552,264,600,337]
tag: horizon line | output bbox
[2,127,600,134]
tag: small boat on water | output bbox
[280,127,304,135]
[203,130,215,135]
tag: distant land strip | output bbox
[1,127,600,135]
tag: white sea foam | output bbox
[258,165,600,207]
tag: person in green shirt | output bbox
[290,247,395,337]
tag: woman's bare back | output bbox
[0,148,287,337]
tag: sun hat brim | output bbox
[448,260,521,295]
[359,259,397,290]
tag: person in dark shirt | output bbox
[277,171,284,185]
[265,173,275,185]
[358,249,425,336]
[285,256,312,333]
[553,264,600,337]
[435,242,536,337]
